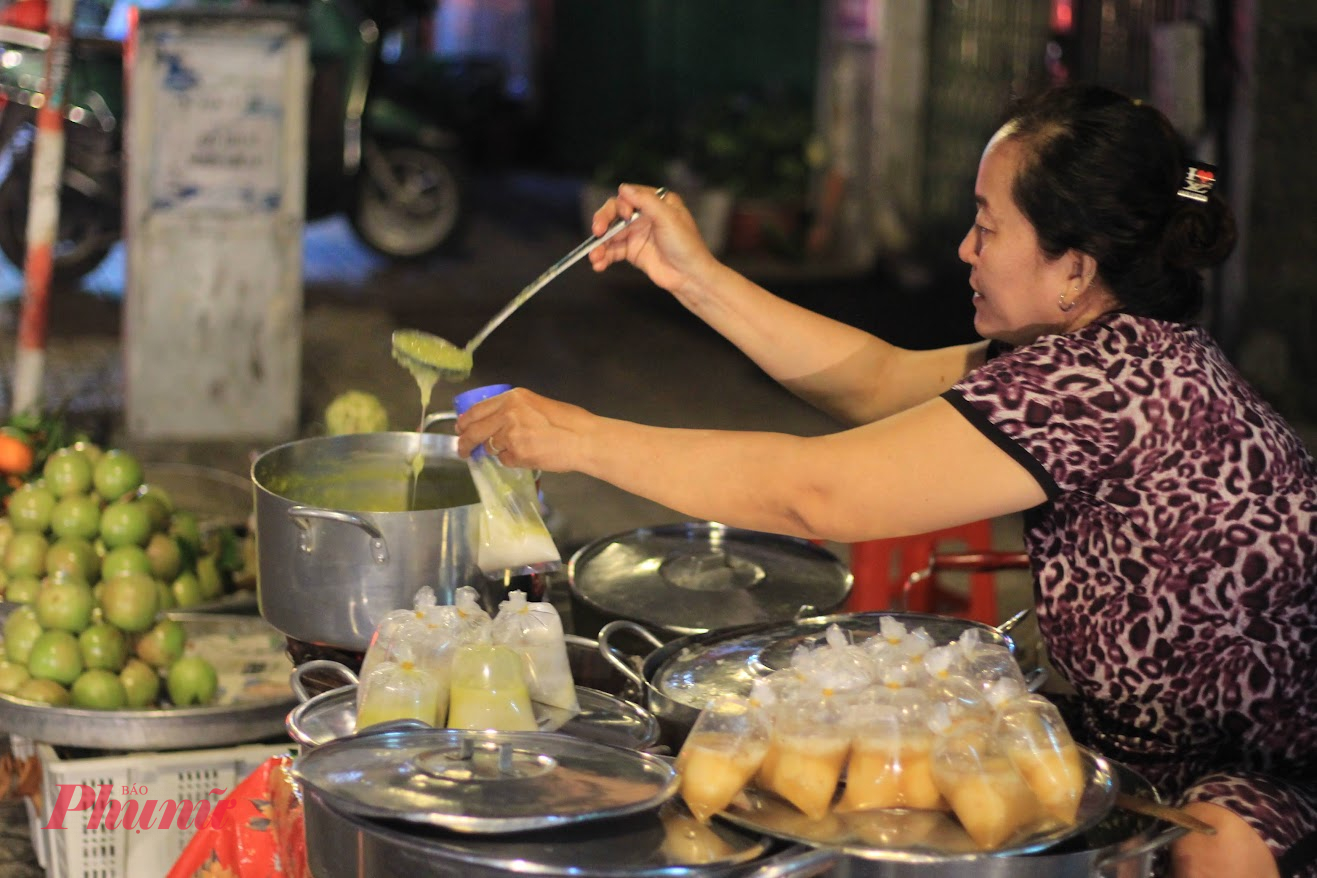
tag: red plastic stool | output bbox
[843,519,996,613]
[902,550,1030,624]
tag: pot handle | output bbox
[995,606,1032,637]
[597,619,664,694]
[290,659,360,703]
[354,718,433,736]
[422,411,457,432]
[1094,825,1189,875]
[288,506,388,563]
[742,846,843,878]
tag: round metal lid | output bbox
[568,522,852,635]
[651,611,1012,712]
[290,728,678,833]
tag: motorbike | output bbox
[0,0,480,284]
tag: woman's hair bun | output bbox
[1162,195,1237,270]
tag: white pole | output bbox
[11,0,75,415]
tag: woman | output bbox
[456,84,1317,876]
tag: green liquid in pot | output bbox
[264,461,479,512]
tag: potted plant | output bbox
[681,93,822,257]
[584,120,735,255]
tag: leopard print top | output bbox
[943,312,1317,790]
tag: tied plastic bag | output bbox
[452,584,495,641]
[454,384,562,576]
[676,691,771,822]
[357,587,444,715]
[929,708,1042,850]
[357,586,490,725]
[838,687,946,812]
[446,642,539,731]
[989,682,1086,825]
[491,590,578,712]
[355,641,443,731]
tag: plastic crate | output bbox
[23,737,289,878]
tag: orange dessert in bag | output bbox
[993,690,1086,825]
[931,717,1041,850]
[771,730,850,820]
[677,731,769,822]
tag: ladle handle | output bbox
[464,187,669,353]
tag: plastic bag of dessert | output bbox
[446,642,539,731]
[454,385,562,577]
[838,687,946,812]
[355,641,443,731]
[491,590,578,712]
[954,629,1026,695]
[929,706,1042,850]
[452,585,495,639]
[358,587,450,692]
[792,624,875,693]
[763,680,853,821]
[863,616,935,663]
[922,646,993,725]
[989,680,1086,825]
[676,690,772,822]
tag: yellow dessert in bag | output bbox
[356,658,441,732]
[771,730,850,821]
[446,643,538,731]
[994,692,1086,825]
[837,736,903,811]
[677,731,769,822]
[931,718,1041,850]
[675,693,770,822]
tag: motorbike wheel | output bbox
[0,169,117,284]
[349,143,463,259]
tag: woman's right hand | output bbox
[586,184,721,296]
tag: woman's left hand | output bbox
[455,387,595,473]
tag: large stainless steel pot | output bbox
[253,429,498,651]
[599,609,1037,748]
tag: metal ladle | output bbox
[392,187,669,382]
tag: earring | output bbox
[1058,283,1078,313]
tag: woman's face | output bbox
[957,134,1077,345]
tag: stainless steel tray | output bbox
[0,614,294,750]
[716,748,1117,862]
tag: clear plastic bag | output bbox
[764,687,851,821]
[490,590,578,712]
[355,641,443,731]
[446,642,539,731]
[839,688,946,812]
[929,711,1041,850]
[676,692,771,822]
[357,587,448,717]
[993,690,1086,825]
[467,452,562,576]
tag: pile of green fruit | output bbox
[0,444,238,710]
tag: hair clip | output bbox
[1177,163,1217,203]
